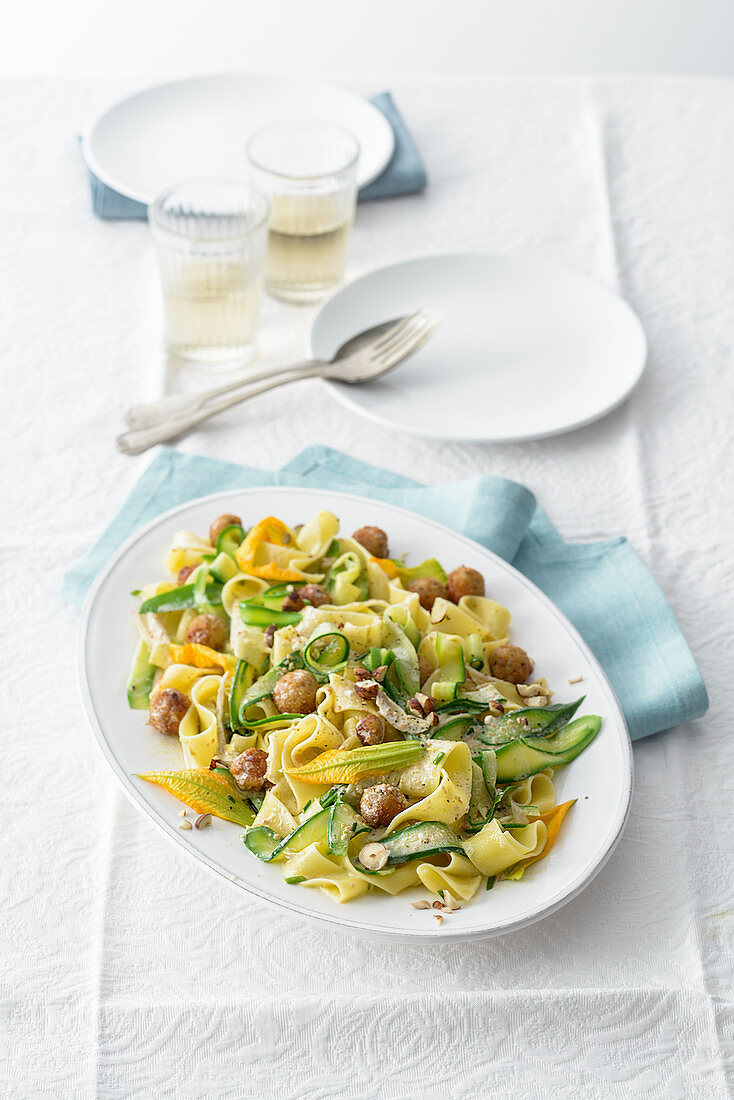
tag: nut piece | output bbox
[359,842,390,871]
[297,584,330,608]
[352,525,389,559]
[407,693,435,718]
[177,563,199,586]
[355,678,379,703]
[525,695,549,707]
[407,577,447,611]
[149,688,189,737]
[488,644,534,685]
[179,819,193,830]
[185,613,228,651]
[272,669,319,714]
[194,813,212,829]
[446,566,485,603]
[230,747,269,790]
[411,900,431,910]
[354,666,373,681]
[264,624,276,648]
[209,513,242,545]
[355,714,385,747]
[281,592,305,612]
[360,784,408,828]
[516,682,545,698]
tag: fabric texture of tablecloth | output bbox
[2,76,732,1099]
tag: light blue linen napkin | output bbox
[63,446,708,742]
[85,91,427,220]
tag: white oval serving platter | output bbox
[79,487,632,942]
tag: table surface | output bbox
[2,77,732,1099]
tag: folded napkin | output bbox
[85,91,427,220]
[64,446,708,740]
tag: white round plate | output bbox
[311,253,647,442]
[79,487,632,943]
[82,74,395,202]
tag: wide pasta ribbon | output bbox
[463,819,547,877]
[175,673,224,768]
[391,739,473,832]
[164,530,215,574]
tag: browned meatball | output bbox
[407,576,447,611]
[446,566,485,603]
[209,513,242,545]
[297,584,330,608]
[230,747,269,790]
[149,688,189,737]
[177,562,199,586]
[185,613,228,651]
[281,592,304,612]
[488,644,534,685]
[360,784,407,828]
[355,714,385,747]
[272,669,319,714]
[352,526,389,559]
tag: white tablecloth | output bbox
[2,77,732,1099]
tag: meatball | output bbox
[488,644,534,685]
[446,566,485,603]
[272,669,319,714]
[407,576,447,611]
[149,688,189,737]
[297,584,330,608]
[209,513,242,545]
[355,714,385,747]
[352,525,389,559]
[177,563,199,586]
[230,747,268,790]
[281,592,304,613]
[360,784,407,828]
[185,613,228,651]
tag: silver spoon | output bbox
[117,311,439,455]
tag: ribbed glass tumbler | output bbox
[150,179,270,369]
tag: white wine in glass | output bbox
[248,121,359,305]
[265,193,354,303]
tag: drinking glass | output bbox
[247,121,359,304]
[150,179,270,368]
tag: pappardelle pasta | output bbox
[130,509,601,909]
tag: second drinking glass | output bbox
[248,121,359,304]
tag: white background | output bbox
[4,0,734,78]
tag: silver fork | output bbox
[117,311,439,455]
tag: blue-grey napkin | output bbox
[63,446,708,742]
[85,91,427,220]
